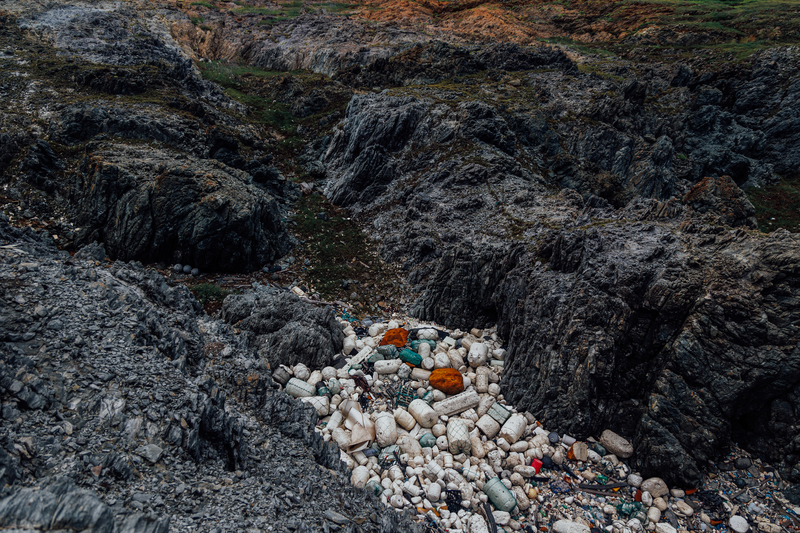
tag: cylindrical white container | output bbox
[419,342,431,359]
[447,419,471,454]
[285,378,316,398]
[375,359,403,374]
[477,395,495,417]
[427,482,441,502]
[394,408,416,431]
[327,410,343,432]
[425,461,443,480]
[499,414,526,444]
[470,436,486,459]
[433,390,480,417]
[374,412,398,447]
[408,399,438,428]
[441,453,453,469]
[467,343,488,367]
[411,368,432,381]
[436,435,449,450]
[398,435,423,458]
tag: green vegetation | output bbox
[292,194,393,301]
[747,175,800,233]
[232,0,305,20]
[190,16,204,24]
[577,63,624,82]
[191,1,217,9]
[190,283,236,305]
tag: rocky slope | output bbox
[2,0,800,527]
[0,215,417,532]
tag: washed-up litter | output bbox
[272,316,798,533]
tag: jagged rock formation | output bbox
[0,215,419,532]
[0,2,294,273]
[2,0,800,507]
[315,45,800,487]
[221,290,345,370]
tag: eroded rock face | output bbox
[495,216,800,486]
[220,289,345,370]
[71,145,289,272]
[0,215,419,533]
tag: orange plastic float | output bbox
[429,368,465,395]
[379,328,409,348]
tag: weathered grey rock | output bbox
[641,478,669,498]
[135,444,163,464]
[599,429,634,459]
[71,144,289,272]
[221,290,344,370]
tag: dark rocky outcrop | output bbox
[221,289,344,370]
[70,145,288,272]
[683,175,758,229]
[494,217,800,487]
[0,215,419,533]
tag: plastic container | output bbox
[499,414,526,444]
[462,467,480,481]
[487,402,511,425]
[327,378,342,395]
[272,367,291,386]
[447,419,471,454]
[399,348,422,367]
[394,408,416,431]
[425,461,444,480]
[433,390,480,417]
[408,399,438,428]
[300,396,329,416]
[374,412,398,447]
[365,479,383,497]
[351,465,370,488]
[286,378,316,398]
[422,391,436,406]
[476,414,501,438]
[367,352,385,363]
[419,433,437,448]
[483,477,517,513]
[377,345,399,358]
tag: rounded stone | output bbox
[627,473,643,488]
[673,500,693,516]
[191,268,199,276]
[182,264,192,274]
[641,477,669,498]
[599,429,634,459]
[173,263,183,272]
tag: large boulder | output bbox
[71,144,289,272]
[221,290,344,370]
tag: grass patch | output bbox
[190,16,204,24]
[291,194,399,302]
[747,175,800,233]
[190,283,236,305]
[191,1,217,9]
